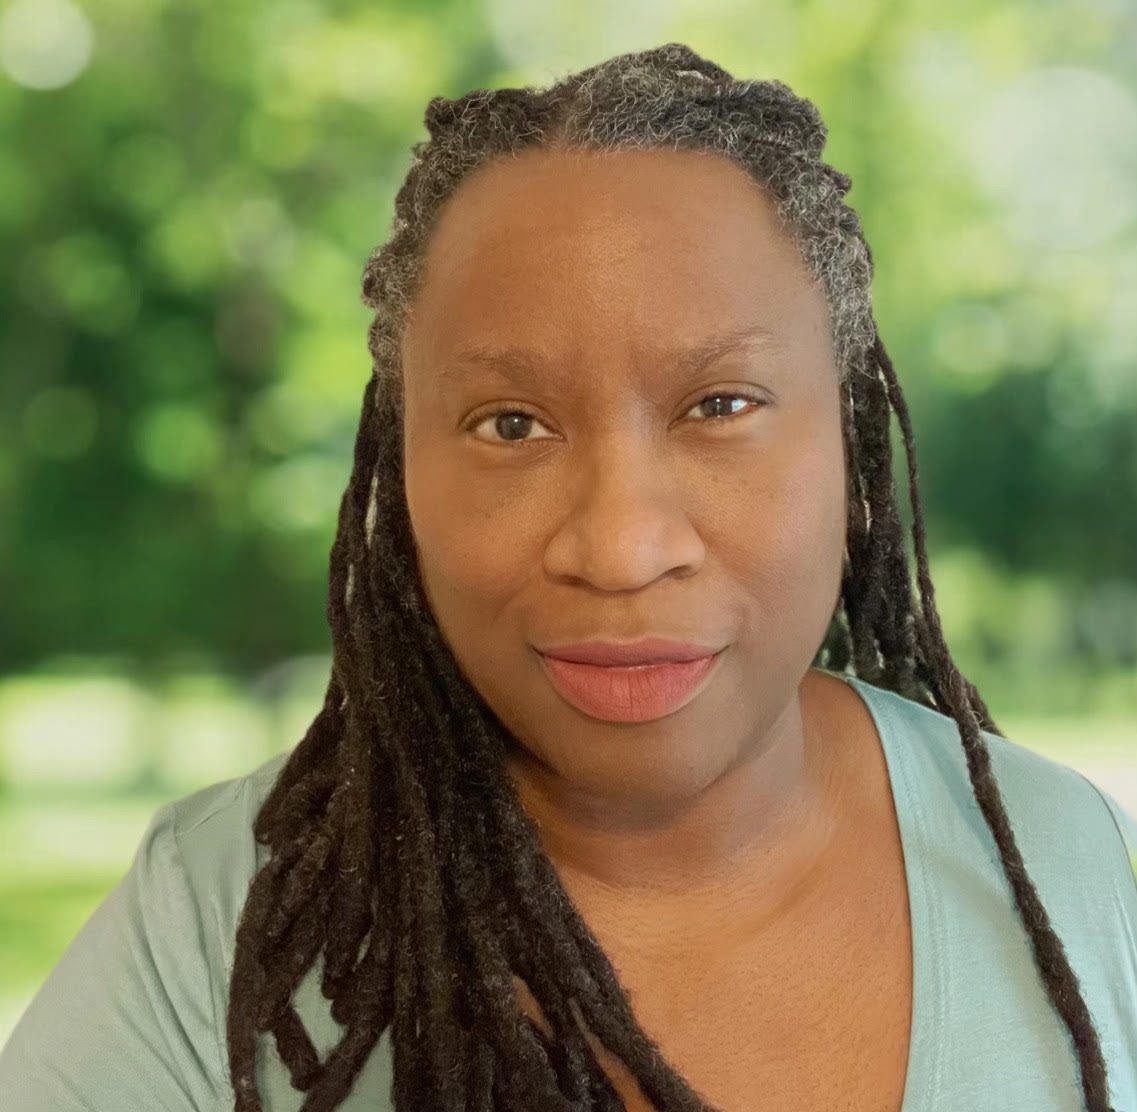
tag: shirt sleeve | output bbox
[0,800,230,1111]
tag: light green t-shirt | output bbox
[2,674,1136,1110]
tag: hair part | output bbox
[223,43,1118,1112]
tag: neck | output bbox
[504,668,853,941]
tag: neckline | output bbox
[823,671,945,1112]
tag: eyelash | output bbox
[465,390,768,443]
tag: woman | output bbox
[2,42,1134,1112]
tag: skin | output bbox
[400,145,860,948]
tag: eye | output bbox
[465,408,556,445]
[682,390,767,423]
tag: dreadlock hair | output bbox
[223,42,1119,1112]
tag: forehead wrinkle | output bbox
[436,322,785,391]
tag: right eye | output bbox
[465,407,557,445]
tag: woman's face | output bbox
[400,146,847,807]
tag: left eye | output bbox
[684,392,766,421]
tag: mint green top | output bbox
[2,674,1136,1110]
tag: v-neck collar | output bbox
[832,673,946,1112]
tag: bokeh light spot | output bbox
[133,402,224,482]
[970,66,1137,250]
[0,0,94,90]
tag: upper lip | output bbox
[537,638,724,666]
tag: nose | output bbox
[541,445,706,592]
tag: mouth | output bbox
[537,647,725,723]
[535,638,724,667]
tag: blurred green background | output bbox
[1,0,1135,1047]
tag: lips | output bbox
[538,648,723,722]
[538,638,722,666]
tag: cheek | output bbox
[714,410,847,632]
[774,443,845,563]
[404,433,536,639]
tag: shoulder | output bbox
[0,751,294,1109]
[166,749,291,880]
[166,751,398,1108]
[169,748,291,840]
[162,748,293,1008]
[851,678,1137,1095]
[850,676,1134,873]
[853,677,1137,968]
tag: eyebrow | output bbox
[441,323,783,386]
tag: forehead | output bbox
[403,147,825,373]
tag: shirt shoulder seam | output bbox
[1068,769,1137,902]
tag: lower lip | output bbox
[538,651,722,723]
